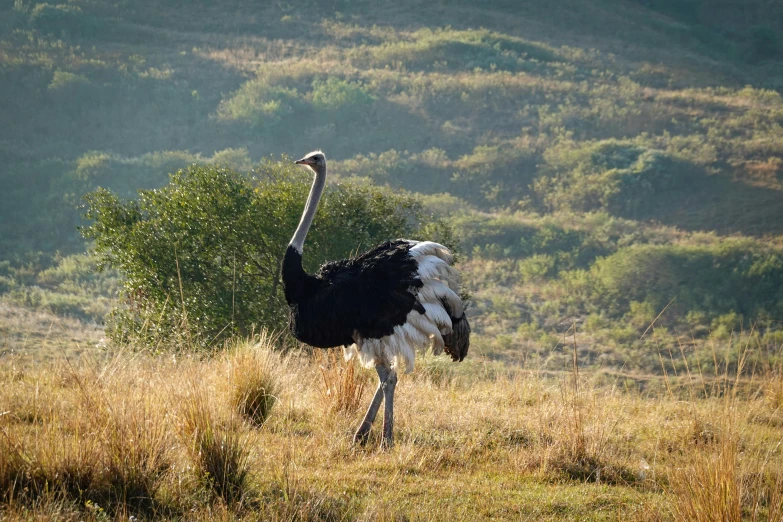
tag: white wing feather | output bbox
[343,240,462,373]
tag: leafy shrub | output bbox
[216,81,303,127]
[310,77,375,112]
[29,3,98,37]
[518,254,556,282]
[710,312,744,339]
[605,150,696,217]
[453,143,540,206]
[457,214,604,270]
[48,70,91,91]
[0,253,117,321]
[536,139,700,218]
[364,28,557,71]
[211,148,253,171]
[335,149,454,194]
[576,242,783,324]
[82,159,451,348]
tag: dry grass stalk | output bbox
[180,385,251,505]
[669,436,742,522]
[316,349,367,415]
[228,334,282,427]
[764,371,783,410]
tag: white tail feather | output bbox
[421,302,452,332]
[407,241,453,264]
[416,255,459,290]
[417,279,463,318]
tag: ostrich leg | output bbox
[381,369,398,447]
[353,365,390,444]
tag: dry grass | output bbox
[0,335,782,520]
[0,303,104,364]
[228,332,284,427]
[315,348,368,415]
[180,385,251,505]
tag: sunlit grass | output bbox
[1,333,781,520]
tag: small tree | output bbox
[82,157,450,349]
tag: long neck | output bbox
[283,164,326,305]
[289,165,326,253]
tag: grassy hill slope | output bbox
[1,0,782,370]
[1,0,782,251]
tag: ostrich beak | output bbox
[295,157,315,165]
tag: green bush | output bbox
[29,3,98,37]
[517,254,556,282]
[453,143,540,206]
[82,159,451,348]
[335,149,454,194]
[216,81,303,127]
[536,139,699,218]
[364,28,557,71]
[310,77,375,113]
[576,242,783,324]
[48,70,91,91]
[457,214,605,268]
[0,252,117,321]
[710,312,744,339]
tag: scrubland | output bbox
[2,334,782,521]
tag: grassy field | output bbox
[1,1,783,518]
[1,336,782,521]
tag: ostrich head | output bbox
[288,150,327,253]
[295,150,326,173]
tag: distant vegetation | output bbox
[0,0,782,372]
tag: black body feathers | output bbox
[282,240,424,348]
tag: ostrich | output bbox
[283,150,470,447]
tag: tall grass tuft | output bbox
[316,349,367,415]
[764,370,783,410]
[181,386,251,505]
[669,435,742,521]
[0,360,171,516]
[666,330,783,521]
[0,425,25,503]
[229,335,282,427]
[538,334,633,485]
[100,397,170,511]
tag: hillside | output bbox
[1,0,783,371]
